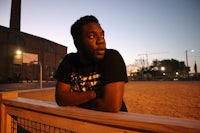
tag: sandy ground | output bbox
[124,81,200,120]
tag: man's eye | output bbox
[88,33,104,39]
[88,34,95,39]
[100,34,104,38]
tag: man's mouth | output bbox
[97,48,106,55]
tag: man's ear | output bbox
[74,39,81,51]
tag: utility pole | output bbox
[185,49,194,79]
[138,52,149,68]
[138,51,168,68]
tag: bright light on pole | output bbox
[161,66,165,71]
[16,50,22,55]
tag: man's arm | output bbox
[89,81,125,112]
[55,81,96,106]
[55,81,125,113]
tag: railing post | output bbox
[0,92,18,133]
[30,61,42,89]
[39,61,42,89]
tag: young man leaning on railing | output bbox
[54,15,128,112]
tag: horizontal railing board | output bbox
[18,88,55,102]
[5,106,133,133]
[3,97,200,133]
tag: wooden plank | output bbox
[5,111,12,133]
[3,97,200,133]
[0,92,18,133]
[5,106,138,133]
[18,88,55,102]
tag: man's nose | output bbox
[96,36,105,44]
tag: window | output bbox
[10,36,25,47]
[45,44,54,52]
[12,64,21,72]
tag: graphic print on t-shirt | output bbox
[70,72,101,92]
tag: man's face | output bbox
[79,22,106,61]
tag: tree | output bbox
[151,59,188,80]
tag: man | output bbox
[55,15,128,112]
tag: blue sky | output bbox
[1,0,200,72]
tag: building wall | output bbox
[0,26,67,82]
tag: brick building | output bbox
[0,26,67,83]
[0,0,67,82]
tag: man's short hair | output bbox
[71,15,99,41]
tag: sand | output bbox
[124,81,200,120]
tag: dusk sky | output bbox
[1,0,200,72]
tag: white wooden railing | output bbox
[1,89,200,133]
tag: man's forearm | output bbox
[56,90,96,106]
[85,97,121,112]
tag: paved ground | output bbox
[0,81,56,92]
[124,81,200,120]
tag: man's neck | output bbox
[78,52,92,65]
[77,51,100,65]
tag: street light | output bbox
[14,49,23,82]
[161,66,165,71]
[14,49,22,64]
[161,66,166,80]
[16,49,22,55]
[185,49,194,78]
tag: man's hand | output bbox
[56,81,125,113]
[56,81,96,106]
[89,81,125,112]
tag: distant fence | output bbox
[1,89,200,133]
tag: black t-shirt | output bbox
[55,49,128,111]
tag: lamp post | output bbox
[185,49,194,79]
[161,66,166,80]
[15,49,23,82]
[15,49,22,64]
[185,50,188,68]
